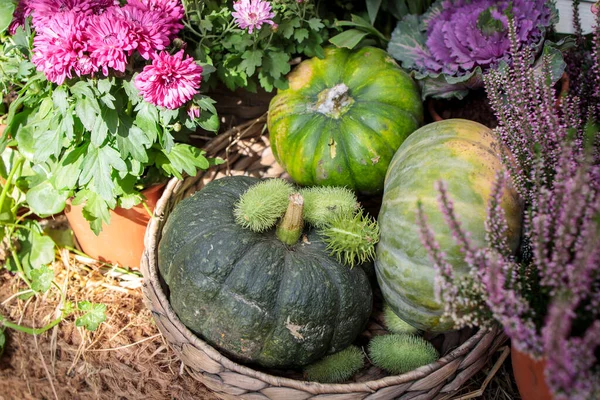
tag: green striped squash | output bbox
[268,46,423,194]
[375,119,523,331]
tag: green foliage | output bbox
[0,0,16,35]
[383,303,418,334]
[321,210,379,268]
[299,186,357,228]
[368,334,438,374]
[2,24,218,235]
[75,301,107,331]
[182,0,335,92]
[304,345,365,383]
[0,327,5,357]
[30,264,54,294]
[234,179,294,232]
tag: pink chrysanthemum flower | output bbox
[8,0,33,34]
[27,0,98,28]
[110,5,171,59]
[231,0,275,34]
[134,50,202,109]
[127,0,184,38]
[31,11,88,84]
[86,12,136,75]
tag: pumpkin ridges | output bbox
[375,120,522,331]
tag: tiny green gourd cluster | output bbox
[234,179,379,268]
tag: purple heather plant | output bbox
[387,0,562,100]
[418,13,600,400]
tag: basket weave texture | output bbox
[141,116,507,400]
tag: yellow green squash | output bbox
[268,46,423,194]
[375,119,523,331]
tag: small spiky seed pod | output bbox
[368,334,438,374]
[234,179,294,232]
[299,186,358,228]
[383,303,418,334]
[321,210,379,268]
[304,345,364,383]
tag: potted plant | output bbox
[1,0,219,268]
[414,15,600,400]
[180,0,335,94]
[386,0,567,125]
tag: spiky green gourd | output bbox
[299,186,358,228]
[304,345,365,383]
[234,179,294,232]
[368,334,438,374]
[383,303,418,334]
[322,210,379,268]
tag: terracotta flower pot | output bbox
[64,183,165,269]
[511,343,553,400]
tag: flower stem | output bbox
[276,193,304,246]
[0,313,63,335]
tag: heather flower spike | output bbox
[387,0,561,99]
[232,0,276,34]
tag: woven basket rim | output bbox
[141,170,504,395]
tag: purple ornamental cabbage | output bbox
[388,0,560,99]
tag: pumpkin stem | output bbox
[276,193,304,245]
[316,83,354,119]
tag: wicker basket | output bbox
[141,115,507,400]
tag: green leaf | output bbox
[79,146,127,201]
[55,146,85,190]
[117,116,151,162]
[262,51,291,80]
[294,28,309,43]
[156,144,209,179]
[329,29,370,50]
[0,0,16,34]
[280,17,301,39]
[33,125,63,163]
[97,78,113,94]
[26,181,68,216]
[122,78,140,105]
[387,14,428,69]
[75,97,99,132]
[134,102,160,143]
[52,87,70,114]
[70,81,95,99]
[307,18,325,31]
[197,112,220,132]
[30,264,54,293]
[0,196,15,223]
[75,301,106,331]
[240,49,263,77]
[101,107,119,135]
[73,190,111,234]
[366,0,382,25]
[91,117,108,147]
[15,222,56,276]
[195,95,218,115]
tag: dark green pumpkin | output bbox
[158,176,373,368]
[268,46,423,194]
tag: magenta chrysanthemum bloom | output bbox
[8,0,33,34]
[128,0,184,38]
[31,11,88,84]
[110,4,171,59]
[86,12,136,75]
[134,50,202,109]
[232,0,275,34]
[27,0,96,28]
